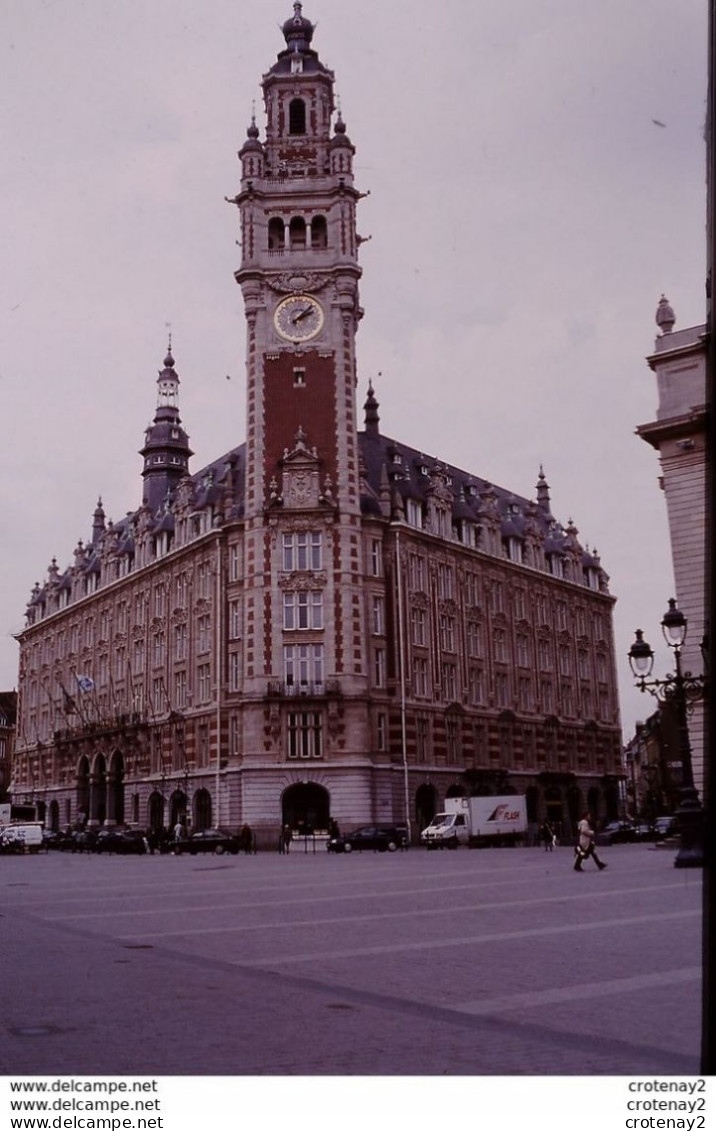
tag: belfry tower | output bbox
[229,4,372,797]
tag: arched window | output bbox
[193,788,212,831]
[268,217,285,250]
[289,216,306,249]
[311,215,327,249]
[289,98,306,135]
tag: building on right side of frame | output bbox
[636,295,707,795]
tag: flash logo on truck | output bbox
[487,805,521,823]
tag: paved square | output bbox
[1,843,702,1075]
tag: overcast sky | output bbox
[0,0,707,742]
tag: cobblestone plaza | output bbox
[1,844,701,1076]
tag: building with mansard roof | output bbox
[11,5,623,846]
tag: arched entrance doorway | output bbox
[148,791,165,834]
[193,789,212,831]
[415,783,438,831]
[281,782,329,835]
[107,751,125,825]
[544,787,563,839]
[48,799,60,831]
[76,756,90,825]
[169,790,188,829]
[89,753,107,826]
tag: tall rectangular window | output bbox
[374,648,386,688]
[229,651,241,692]
[287,712,323,759]
[466,620,482,658]
[175,670,187,709]
[409,554,427,591]
[377,713,387,751]
[176,574,187,607]
[439,615,455,652]
[229,600,241,640]
[229,545,240,582]
[198,663,211,703]
[284,644,324,689]
[153,634,165,667]
[413,656,428,698]
[406,499,423,529]
[370,539,382,577]
[411,606,427,646]
[197,614,211,654]
[372,596,385,635]
[437,563,454,599]
[229,713,240,756]
[283,590,323,630]
[283,531,322,571]
[442,662,457,701]
[174,623,187,662]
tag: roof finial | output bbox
[655,294,675,334]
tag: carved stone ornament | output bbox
[278,571,327,591]
[170,608,187,627]
[265,272,331,295]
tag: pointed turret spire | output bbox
[140,343,193,513]
[363,379,380,438]
[92,498,106,546]
[536,465,551,513]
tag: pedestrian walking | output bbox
[574,811,607,871]
[540,820,554,851]
[240,823,253,855]
[282,823,293,854]
[329,818,340,839]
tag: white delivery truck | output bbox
[0,821,44,854]
[421,795,527,849]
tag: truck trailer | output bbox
[421,795,528,849]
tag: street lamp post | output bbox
[628,599,706,869]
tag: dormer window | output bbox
[289,98,306,135]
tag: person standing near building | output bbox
[540,820,554,851]
[282,824,293,854]
[574,811,607,871]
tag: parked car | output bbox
[71,829,99,853]
[327,824,409,853]
[94,829,149,855]
[42,829,75,851]
[600,821,637,845]
[654,815,678,839]
[173,828,241,855]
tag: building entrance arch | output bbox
[48,799,60,832]
[415,783,438,831]
[169,790,188,829]
[544,787,564,839]
[148,791,165,834]
[193,789,212,831]
[281,782,329,834]
[76,756,90,825]
[107,751,125,825]
[89,753,107,826]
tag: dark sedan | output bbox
[94,829,148,855]
[173,828,241,855]
[327,824,408,854]
[600,821,637,845]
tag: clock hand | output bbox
[294,305,314,322]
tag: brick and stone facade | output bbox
[11,6,623,846]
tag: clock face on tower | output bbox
[273,294,325,342]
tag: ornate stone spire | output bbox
[655,294,676,334]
